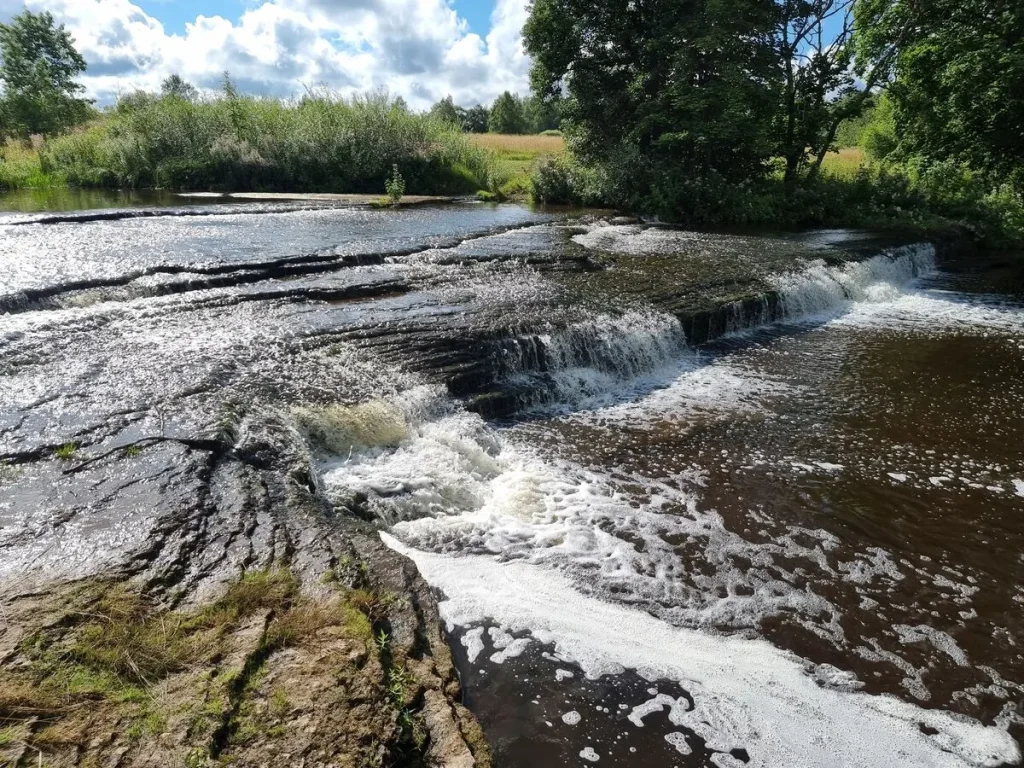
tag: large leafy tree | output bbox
[488,91,526,134]
[856,0,1024,183]
[775,0,860,182]
[461,104,490,133]
[0,9,90,137]
[525,0,780,183]
[428,95,461,126]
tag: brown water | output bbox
[381,250,1024,767]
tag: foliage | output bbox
[428,95,461,126]
[488,91,527,134]
[856,0,1024,186]
[384,163,405,204]
[461,104,490,133]
[859,93,897,161]
[0,137,61,188]
[775,0,875,182]
[161,74,198,102]
[31,89,493,194]
[0,10,91,138]
[525,0,780,186]
[533,149,1024,248]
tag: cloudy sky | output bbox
[0,0,532,109]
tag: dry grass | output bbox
[821,146,867,179]
[469,133,566,199]
[468,133,565,154]
[0,567,391,766]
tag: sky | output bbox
[0,0,531,109]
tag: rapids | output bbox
[1,199,1021,767]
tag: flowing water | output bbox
[1,198,1021,767]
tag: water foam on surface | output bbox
[771,243,936,317]
[489,242,939,416]
[384,535,1020,768]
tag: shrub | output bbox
[384,164,405,204]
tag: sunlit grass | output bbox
[469,133,566,199]
[0,140,64,189]
[820,147,866,179]
[468,133,565,156]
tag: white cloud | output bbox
[6,0,532,108]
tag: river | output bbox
[0,197,1021,767]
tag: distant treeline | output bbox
[426,92,560,135]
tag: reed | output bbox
[4,90,496,195]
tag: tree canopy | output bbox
[0,9,90,137]
[488,91,526,134]
[525,0,780,185]
[161,74,198,102]
[856,0,1024,184]
[428,95,461,126]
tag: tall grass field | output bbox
[0,91,495,195]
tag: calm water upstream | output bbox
[1,198,1021,767]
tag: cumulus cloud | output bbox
[2,0,531,108]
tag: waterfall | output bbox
[772,244,936,317]
[484,243,936,413]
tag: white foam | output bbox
[1013,479,1024,498]
[579,746,600,762]
[665,732,692,755]
[384,535,1019,768]
[832,291,1024,336]
[771,245,935,318]
[562,710,582,726]
[460,626,485,663]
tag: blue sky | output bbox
[3,0,529,108]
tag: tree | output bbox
[0,9,90,137]
[161,74,198,102]
[461,104,489,133]
[775,0,858,183]
[524,0,780,183]
[488,91,526,134]
[428,95,461,126]
[523,94,560,133]
[856,0,1024,183]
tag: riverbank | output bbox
[0,91,494,197]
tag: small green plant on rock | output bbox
[384,164,405,205]
[54,442,78,460]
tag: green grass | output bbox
[469,133,566,199]
[22,91,496,195]
[53,442,78,460]
[0,140,64,189]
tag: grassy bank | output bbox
[1,91,495,196]
[468,132,564,199]
[531,146,1024,248]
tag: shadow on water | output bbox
[0,187,241,212]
